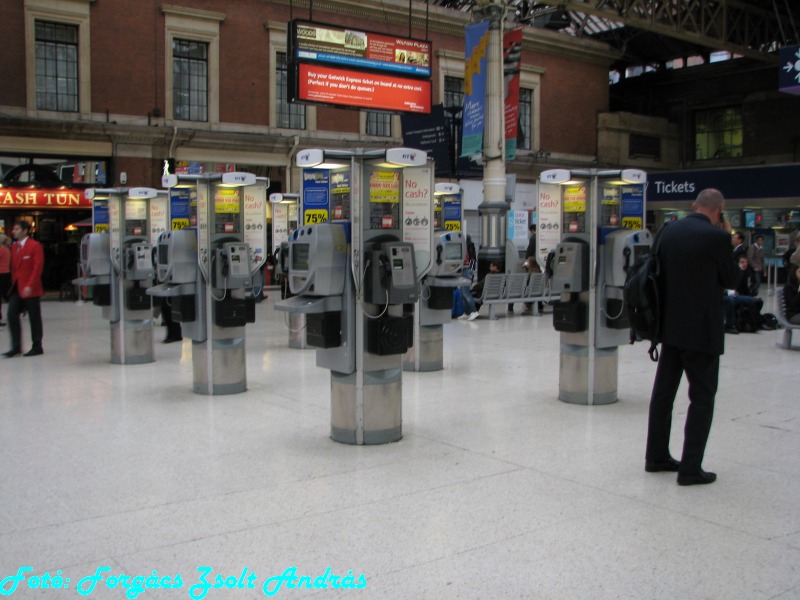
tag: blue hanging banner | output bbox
[462,20,489,158]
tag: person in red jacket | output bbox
[4,221,45,357]
[0,233,11,326]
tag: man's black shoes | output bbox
[645,457,680,472]
[677,470,717,486]
[3,349,21,358]
[23,347,43,357]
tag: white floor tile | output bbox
[1,294,799,599]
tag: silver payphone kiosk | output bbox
[74,187,168,364]
[539,169,649,405]
[403,230,466,371]
[269,192,304,349]
[277,148,431,444]
[151,172,268,394]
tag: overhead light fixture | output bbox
[296,149,347,169]
[269,193,300,204]
[382,148,427,167]
[127,187,158,199]
[434,183,460,196]
[219,172,257,187]
[539,169,573,184]
[620,169,647,184]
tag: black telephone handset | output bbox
[379,254,391,287]
[220,248,230,277]
[622,246,631,274]
[436,244,443,265]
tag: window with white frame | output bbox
[24,0,92,116]
[366,111,391,137]
[34,21,79,112]
[173,39,208,122]
[276,51,306,130]
[443,75,464,147]
[163,6,223,124]
[518,88,532,150]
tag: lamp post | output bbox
[473,0,509,276]
[444,105,463,178]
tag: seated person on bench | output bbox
[784,264,800,325]
[472,262,501,313]
[724,255,763,333]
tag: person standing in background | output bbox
[731,231,747,262]
[459,235,480,321]
[645,189,737,486]
[4,221,45,357]
[522,224,542,315]
[746,235,765,293]
[0,233,11,327]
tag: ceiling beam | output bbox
[540,0,783,63]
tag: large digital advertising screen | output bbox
[289,20,432,114]
[297,64,431,113]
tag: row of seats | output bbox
[775,287,800,350]
[476,272,558,320]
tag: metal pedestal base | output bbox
[330,369,402,445]
[558,343,618,405]
[192,337,246,395]
[288,313,307,349]
[110,320,154,365]
[403,325,443,372]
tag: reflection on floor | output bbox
[1,294,799,599]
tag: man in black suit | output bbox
[731,231,747,262]
[645,188,737,486]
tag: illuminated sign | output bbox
[291,20,430,78]
[289,19,432,115]
[0,188,92,209]
[297,64,431,113]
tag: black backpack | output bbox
[736,304,759,333]
[623,225,668,362]
[760,312,779,330]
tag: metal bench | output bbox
[476,272,559,320]
[775,286,800,350]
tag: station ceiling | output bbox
[427,0,800,72]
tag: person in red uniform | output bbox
[0,233,11,327]
[4,221,45,357]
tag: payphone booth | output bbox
[74,187,168,364]
[276,148,432,444]
[401,183,466,372]
[155,172,269,395]
[403,230,466,371]
[270,192,304,348]
[538,169,649,405]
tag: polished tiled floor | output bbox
[2,291,800,599]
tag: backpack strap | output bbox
[648,222,670,362]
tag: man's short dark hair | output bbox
[529,224,536,233]
[15,220,31,233]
